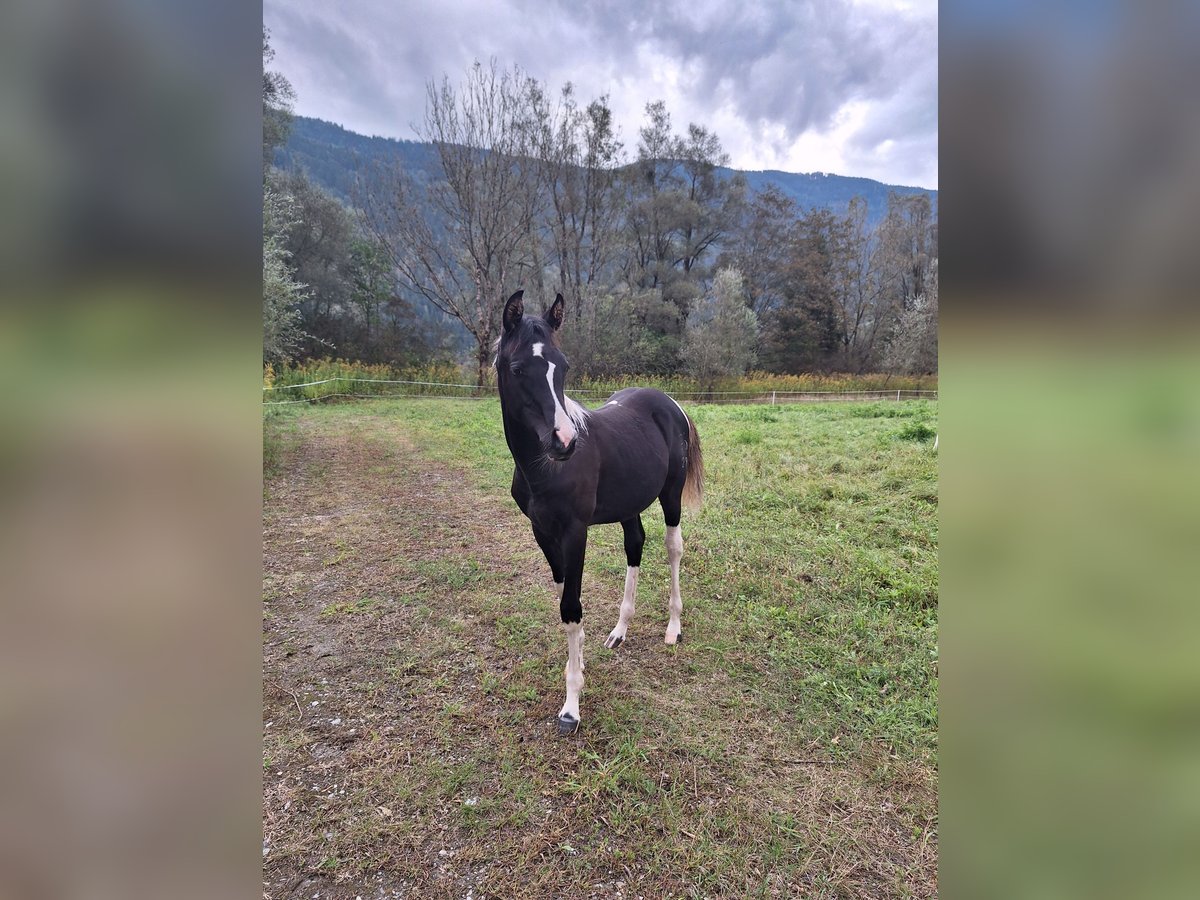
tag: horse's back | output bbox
[603,387,687,424]
[585,388,690,524]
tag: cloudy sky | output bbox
[264,0,937,189]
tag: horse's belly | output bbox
[590,466,666,524]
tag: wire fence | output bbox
[263,377,937,407]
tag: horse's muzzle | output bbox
[548,433,577,461]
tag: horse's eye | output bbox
[511,366,523,377]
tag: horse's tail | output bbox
[682,415,704,512]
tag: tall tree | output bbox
[830,198,886,372]
[761,208,844,373]
[623,102,744,308]
[718,184,800,318]
[262,183,306,364]
[262,28,295,171]
[624,100,680,293]
[364,60,543,386]
[262,31,303,364]
[675,123,745,277]
[682,267,758,394]
[273,169,355,357]
[884,257,938,374]
[833,193,936,372]
[534,85,624,313]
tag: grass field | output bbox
[262,397,938,898]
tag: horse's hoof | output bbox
[604,634,623,649]
[557,714,580,736]
[666,632,683,645]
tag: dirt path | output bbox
[263,417,560,898]
[263,414,937,899]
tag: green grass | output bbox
[268,396,938,758]
[263,395,938,896]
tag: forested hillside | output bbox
[276,115,937,228]
[263,46,937,381]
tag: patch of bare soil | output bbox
[263,419,553,898]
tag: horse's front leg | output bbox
[556,521,588,736]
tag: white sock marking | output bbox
[665,526,683,644]
[606,566,638,647]
[559,622,585,721]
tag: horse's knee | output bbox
[559,597,583,624]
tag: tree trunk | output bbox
[476,341,491,392]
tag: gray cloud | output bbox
[265,0,937,187]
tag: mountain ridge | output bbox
[275,115,937,226]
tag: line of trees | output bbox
[264,47,937,382]
[262,30,453,368]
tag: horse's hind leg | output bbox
[659,489,685,645]
[605,517,644,649]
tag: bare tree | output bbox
[533,85,625,313]
[839,192,936,372]
[884,257,938,374]
[830,198,887,372]
[363,61,543,386]
[718,184,799,318]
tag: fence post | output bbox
[771,391,776,405]
[897,389,901,402]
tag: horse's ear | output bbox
[544,293,565,331]
[502,290,524,333]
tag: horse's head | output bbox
[496,290,584,462]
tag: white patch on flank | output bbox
[559,622,585,721]
[605,566,638,648]
[664,526,683,644]
[531,342,544,357]
[605,400,621,407]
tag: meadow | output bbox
[262,396,938,898]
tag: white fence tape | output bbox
[263,376,937,406]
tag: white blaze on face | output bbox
[531,343,576,446]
